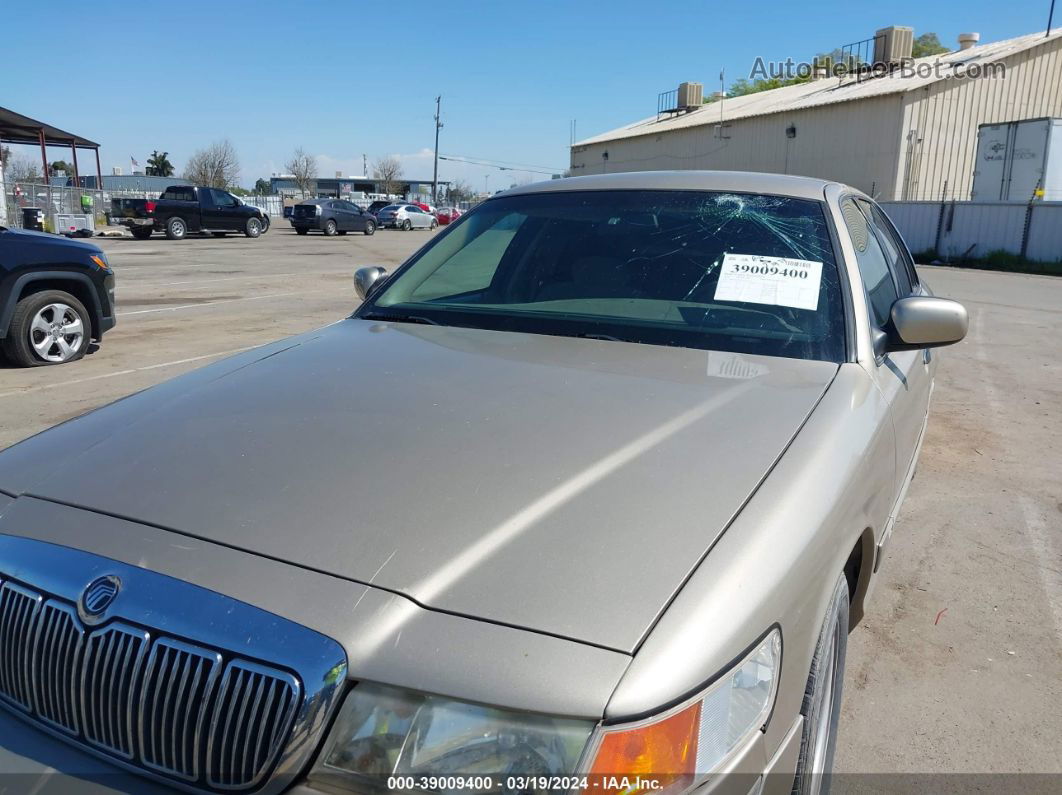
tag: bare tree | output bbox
[184,139,240,188]
[447,178,473,203]
[285,147,318,198]
[3,150,42,183]
[372,156,403,197]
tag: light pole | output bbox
[432,96,443,205]
[484,174,489,195]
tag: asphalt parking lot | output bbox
[0,224,436,447]
[0,227,1059,777]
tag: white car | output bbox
[374,204,438,231]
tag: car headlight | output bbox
[309,683,595,793]
[582,628,781,792]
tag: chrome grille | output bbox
[31,600,82,733]
[0,581,41,710]
[140,638,221,780]
[0,576,302,792]
[81,623,148,758]
[207,661,300,790]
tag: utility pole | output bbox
[362,154,367,178]
[432,96,443,205]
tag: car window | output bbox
[366,190,847,362]
[864,201,917,293]
[841,199,898,328]
[162,187,195,201]
[210,189,235,208]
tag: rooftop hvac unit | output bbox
[873,26,914,65]
[677,82,703,109]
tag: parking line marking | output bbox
[117,289,332,316]
[0,345,261,399]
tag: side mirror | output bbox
[354,266,388,300]
[886,296,968,352]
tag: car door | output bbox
[840,196,932,495]
[208,189,240,230]
[198,188,223,229]
[411,206,428,228]
[347,203,368,232]
[338,201,361,231]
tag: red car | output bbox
[412,202,436,215]
[436,207,463,225]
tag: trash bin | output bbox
[22,207,44,232]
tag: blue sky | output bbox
[5,0,1055,190]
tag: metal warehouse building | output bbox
[570,28,1062,200]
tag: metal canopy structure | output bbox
[0,105,102,187]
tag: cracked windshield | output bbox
[368,190,846,362]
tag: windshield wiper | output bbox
[571,332,624,342]
[361,312,441,326]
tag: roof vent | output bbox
[958,32,980,51]
[873,26,914,65]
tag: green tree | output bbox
[145,150,175,177]
[49,160,71,176]
[912,33,949,58]
[254,178,271,194]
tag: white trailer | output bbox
[971,117,1062,202]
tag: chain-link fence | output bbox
[3,182,292,231]
[3,181,164,231]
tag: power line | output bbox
[439,154,564,174]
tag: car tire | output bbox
[324,219,338,236]
[296,228,309,236]
[245,217,263,238]
[261,215,270,233]
[2,290,92,367]
[792,573,849,795]
[402,219,412,231]
[165,216,187,240]
[430,219,438,230]
[131,227,152,240]
[364,221,376,236]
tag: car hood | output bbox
[0,320,836,652]
[0,226,102,254]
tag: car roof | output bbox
[497,170,844,201]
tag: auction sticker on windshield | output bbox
[713,253,823,311]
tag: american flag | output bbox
[131,156,140,169]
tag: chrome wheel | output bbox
[807,627,840,785]
[793,574,849,795]
[29,303,85,363]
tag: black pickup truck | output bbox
[111,186,268,240]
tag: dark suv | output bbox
[292,199,377,236]
[0,225,115,366]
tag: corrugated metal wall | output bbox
[572,37,1062,203]
[570,94,905,199]
[881,200,1062,260]
[899,39,1062,200]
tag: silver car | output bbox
[374,203,438,231]
[0,171,967,794]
